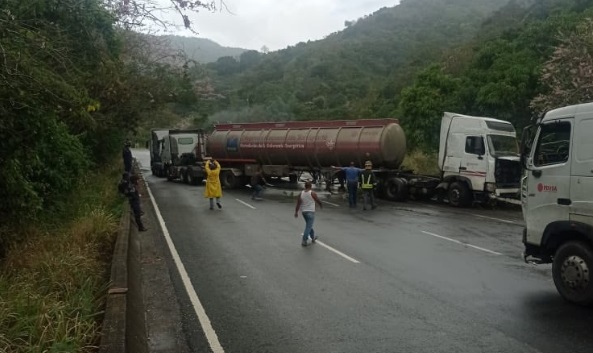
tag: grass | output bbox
[401,150,440,176]
[0,162,122,353]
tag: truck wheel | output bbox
[182,170,188,184]
[221,171,239,189]
[448,182,471,207]
[552,241,593,306]
[289,174,298,183]
[166,167,173,181]
[385,178,407,201]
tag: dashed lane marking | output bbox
[473,214,519,225]
[315,240,361,264]
[236,199,256,209]
[421,231,503,256]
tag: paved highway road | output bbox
[133,149,593,353]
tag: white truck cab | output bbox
[521,102,593,305]
[438,112,521,207]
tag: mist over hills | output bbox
[160,35,248,63]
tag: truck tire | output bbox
[448,182,472,207]
[221,171,239,189]
[187,172,195,185]
[182,170,188,184]
[166,167,174,181]
[552,241,593,306]
[385,178,408,201]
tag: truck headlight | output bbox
[485,182,496,192]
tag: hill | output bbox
[194,0,512,123]
[161,35,248,63]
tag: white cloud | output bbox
[153,0,399,51]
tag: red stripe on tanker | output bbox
[206,119,407,168]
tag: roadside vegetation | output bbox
[0,0,207,351]
[0,163,121,352]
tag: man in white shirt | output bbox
[294,181,323,247]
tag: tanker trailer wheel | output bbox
[552,241,593,306]
[448,182,472,207]
[221,171,239,189]
[385,178,408,201]
[187,172,200,186]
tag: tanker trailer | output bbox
[204,119,410,194]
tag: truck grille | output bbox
[495,158,521,188]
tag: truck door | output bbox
[524,119,573,242]
[460,135,488,191]
[570,114,593,225]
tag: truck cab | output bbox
[161,129,206,184]
[521,102,593,305]
[438,112,521,207]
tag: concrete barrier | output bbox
[98,202,130,353]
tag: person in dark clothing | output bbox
[122,140,133,173]
[332,162,363,208]
[119,173,147,231]
[251,168,267,200]
[359,160,377,211]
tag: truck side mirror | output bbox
[520,125,535,170]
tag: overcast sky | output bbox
[155,0,400,51]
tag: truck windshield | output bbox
[487,135,518,157]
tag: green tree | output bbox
[399,65,463,150]
[531,19,593,114]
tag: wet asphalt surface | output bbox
[133,149,593,353]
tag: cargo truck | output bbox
[151,112,521,206]
[521,102,593,305]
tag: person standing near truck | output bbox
[204,159,223,210]
[294,181,323,247]
[251,167,267,201]
[332,162,363,208]
[122,140,133,173]
[119,173,147,231]
[359,160,377,211]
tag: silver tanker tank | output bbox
[206,119,406,168]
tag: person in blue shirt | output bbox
[332,162,363,208]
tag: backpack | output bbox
[118,179,129,195]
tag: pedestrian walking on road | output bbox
[251,167,267,201]
[332,162,363,208]
[204,159,223,210]
[122,140,133,173]
[360,160,377,211]
[295,181,323,247]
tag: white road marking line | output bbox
[322,200,340,207]
[473,214,518,225]
[421,231,502,256]
[236,199,256,209]
[144,179,226,353]
[316,240,361,264]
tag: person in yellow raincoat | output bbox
[204,159,223,210]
